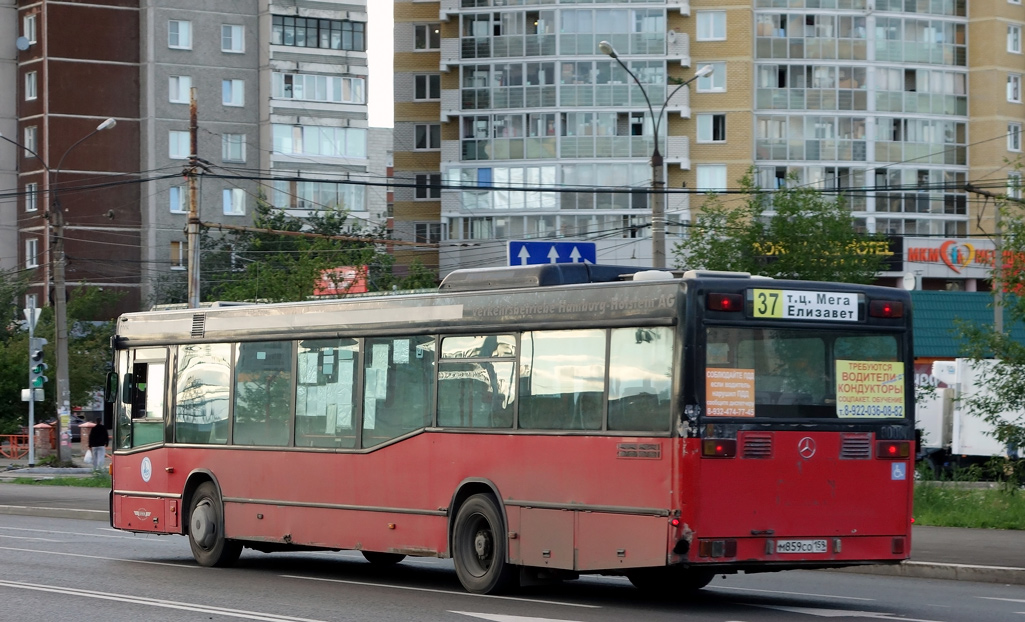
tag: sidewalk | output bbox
[1,458,1023,586]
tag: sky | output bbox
[367,2,395,128]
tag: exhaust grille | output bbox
[840,433,872,459]
[191,314,206,338]
[742,433,773,459]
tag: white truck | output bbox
[916,359,1019,473]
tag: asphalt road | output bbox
[0,512,1023,622]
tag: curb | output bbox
[836,561,1025,586]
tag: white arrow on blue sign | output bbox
[507,241,597,266]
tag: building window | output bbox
[271,73,365,104]
[170,186,188,213]
[223,188,246,215]
[25,183,38,212]
[697,113,726,143]
[1004,171,1020,198]
[222,24,244,53]
[415,173,442,199]
[222,134,246,162]
[169,20,192,49]
[415,124,441,150]
[170,241,186,269]
[169,130,190,159]
[25,238,38,268]
[415,24,441,50]
[1010,123,1023,152]
[271,124,367,158]
[24,71,36,100]
[23,126,36,157]
[1010,26,1022,53]
[169,76,191,104]
[414,74,441,100]
[697,62,726,92]
[23,14,36,43]
[696,164,728,193]
[271,16,365,51]
[696,11,726,41]
[414,222,443,244]
[222,79,244,106]
[1009,74,1022,103]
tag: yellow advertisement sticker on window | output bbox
[835,360,905,418]
[706,368,755,417]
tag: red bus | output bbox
[107,264,914,594]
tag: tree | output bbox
[672,171,890,284]
[149,200,438,306]
[956,164,1025,451]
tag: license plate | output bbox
[776,539,828,554]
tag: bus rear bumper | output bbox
[678,534,911,570]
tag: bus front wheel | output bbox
[452,494,517,594]
[627,566,714,594]
[188,482,242,567]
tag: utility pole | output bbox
[187,88,201,308]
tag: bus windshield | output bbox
[705,327,904,420]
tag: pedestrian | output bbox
[87,417,109,472]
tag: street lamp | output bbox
[1,117,116,461]
[599,40,713,269]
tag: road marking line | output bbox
[0,534,62,542]
[0,545,197,568]
[0,504,105,515]
[281,574,600,609]
[981,597,1025,604]
[451,612,585,622]
[0,579,325,622]
[753,604,942,620]
[0,525,173,541]
[711,585,876,601]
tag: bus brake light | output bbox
[707,293,743,312]
[702,438,737,458]
[869,300,904,318]
[876,440,910,459]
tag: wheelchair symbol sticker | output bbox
[891,462,906,481]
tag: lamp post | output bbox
[1,117,116,461]
[598,41,712,269]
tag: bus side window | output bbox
[608,327,672,432]
[131,360,167,447]
[438,334,516,429]
[233,341,294,447]
[296,338,358,449]
[175,343,231,445]
[362,336,435,448]
[519,329,605,431]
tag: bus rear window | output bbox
[704,327,904,420]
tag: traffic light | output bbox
[29,337,48,389]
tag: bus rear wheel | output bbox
[452,494,517,594]
[188,482,242,567]
[362,551,406,566]
[627,566,714,595]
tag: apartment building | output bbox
[8,0,372,313]
[1,0,17,271]
[394,0,1025,285]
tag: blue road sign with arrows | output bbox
[508,241,597,266]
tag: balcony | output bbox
[441,89,459,122]
[664,135,690,170]
[665,84,692,119]
[667,0,690,16]
[666,30,690,68]
[440,38,459,72]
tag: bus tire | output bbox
[627,566,714,594]
[188,482,242,568]
[452,494,517,594]
[362,551,406,566]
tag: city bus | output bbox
[107,264,914,595]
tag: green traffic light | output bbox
[31,376,45,388]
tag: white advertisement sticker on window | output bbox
[705,368,756,417]
[835,360,905,418]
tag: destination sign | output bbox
[751,289,859,322]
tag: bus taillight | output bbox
[702,439,737,458]
[707,293,743,312]
[869,300,904,318]
[876,440,910,459]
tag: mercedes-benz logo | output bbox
[798,437,816,459]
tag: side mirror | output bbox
[121,373,134,404]
[104,372,118,403]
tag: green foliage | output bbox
[672,170,889,284]
[149,201,438,306]
[913,484,1025,529]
